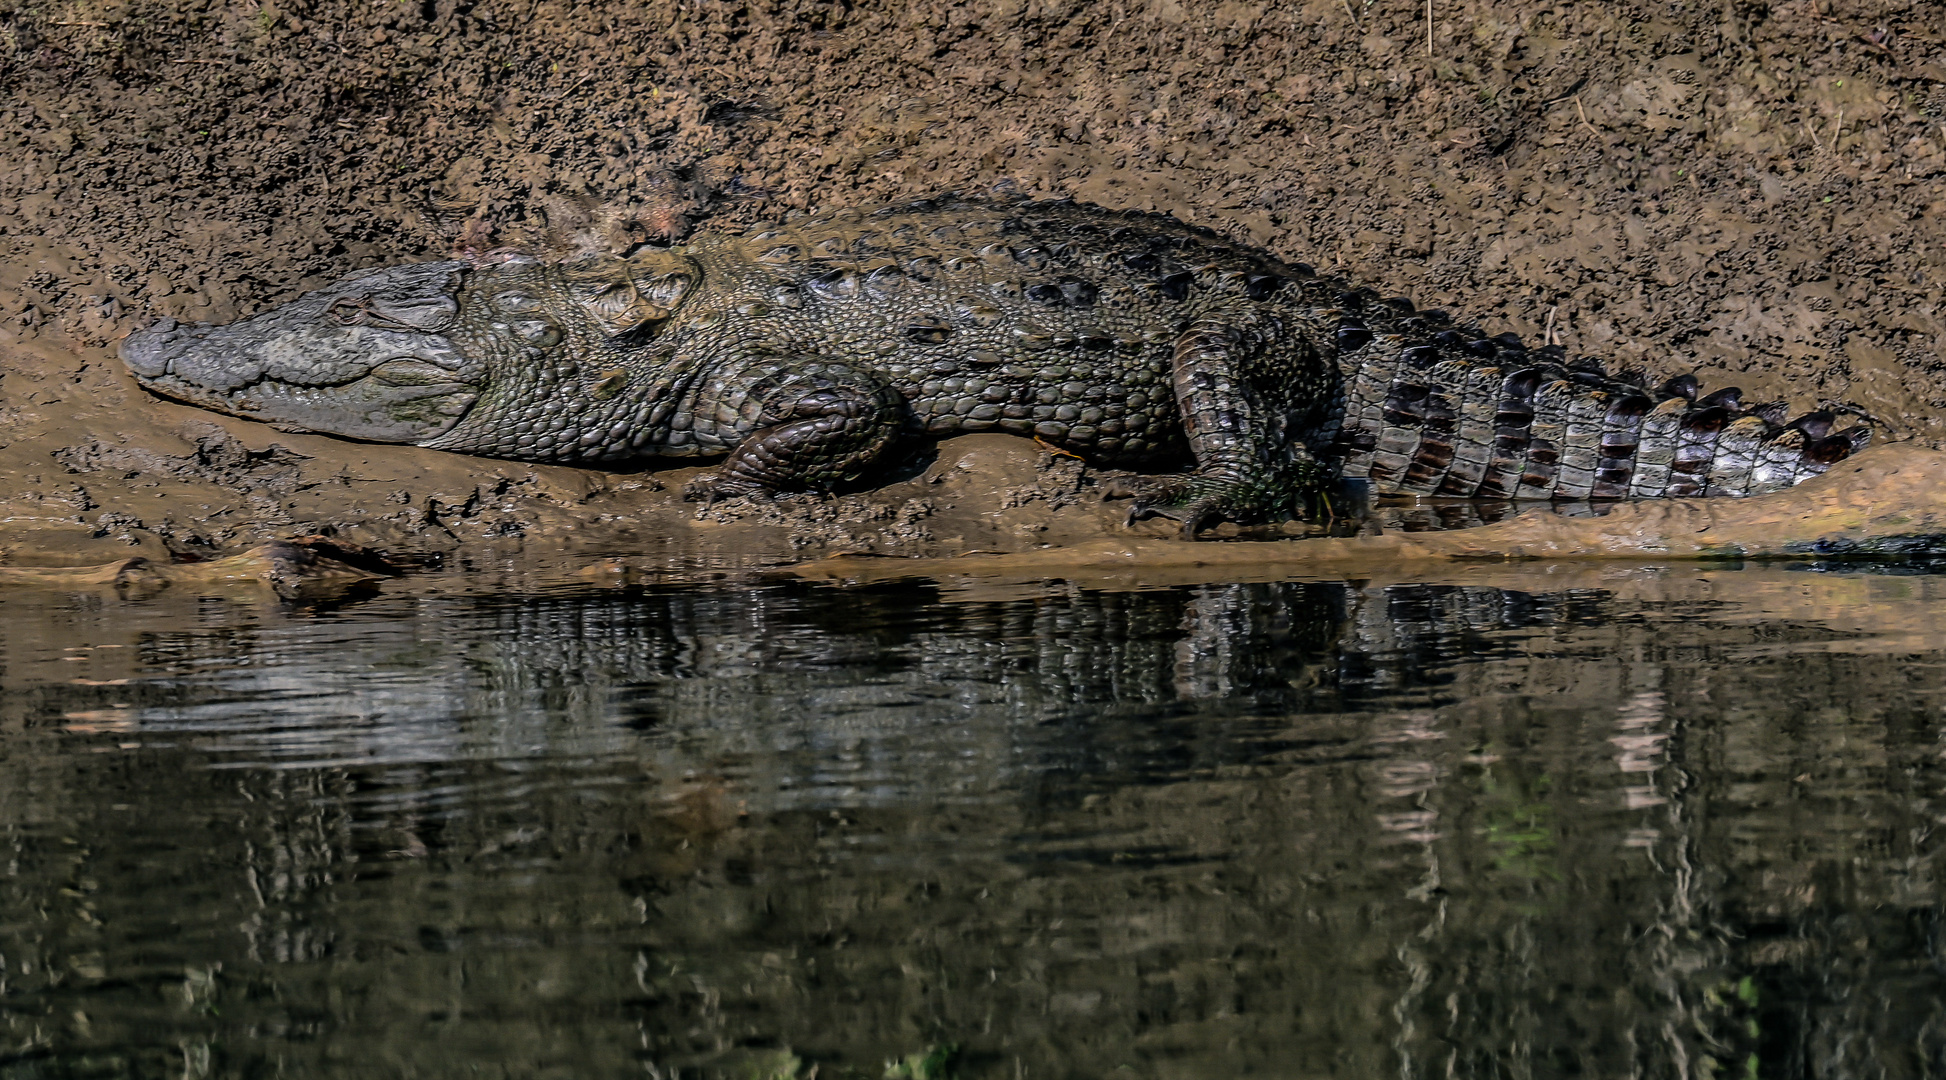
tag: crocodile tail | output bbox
[1328,325,1871,500]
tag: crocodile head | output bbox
[121,253,700,459]
[121,262,486,443]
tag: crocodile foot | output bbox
[1102,474,1247,540]
[682,470,776,505]
[1103,464,1327,540]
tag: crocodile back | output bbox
[672,194,1338,469]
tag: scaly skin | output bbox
[120,195,1871,535]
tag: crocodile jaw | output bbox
[120,262,484,443]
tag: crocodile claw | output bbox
[1126,499,1219,540]
[1101,473,1229,539]
[683,470,769,505]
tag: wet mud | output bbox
[3,0,1944,573]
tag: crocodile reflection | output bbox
[113,580,1627,764]
[115,581,1367,774]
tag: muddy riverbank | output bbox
[2,0,1943,570]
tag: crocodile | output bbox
[120,194,1870,534]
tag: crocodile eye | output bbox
[329,295,457,331]
[328,297,370,325]
[494,291,543,314]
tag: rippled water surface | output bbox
[5,565,1946,1078]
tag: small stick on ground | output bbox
[1034,437,1084,460]
[1426,0,1434,56]
[1575,98,1599,136]
[1544,305,1559,347]
[549,72,594,101]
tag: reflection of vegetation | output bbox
[883,1043,957,1080]
[742,1047,804,1080]
[1478,771,1561,883]
[1697,978,1763,1080]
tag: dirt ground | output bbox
[1,0,1943,572]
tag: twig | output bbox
[1341,0,1360,31]
[1099,5,1125,53]
[549,71,594,101]
[1426,0,1434,56]
[1544,305,1559,347]
[1803,118,1823,152]
[54,20,109,26]
[1574,97,1598,136]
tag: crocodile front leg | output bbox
[1116,318,1323,536]
[682,364,908,502]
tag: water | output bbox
[3,565,1946,1077]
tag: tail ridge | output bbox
[1331,329,1872,500]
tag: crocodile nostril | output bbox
[120,322,182,377]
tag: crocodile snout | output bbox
[120,317,188,378]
